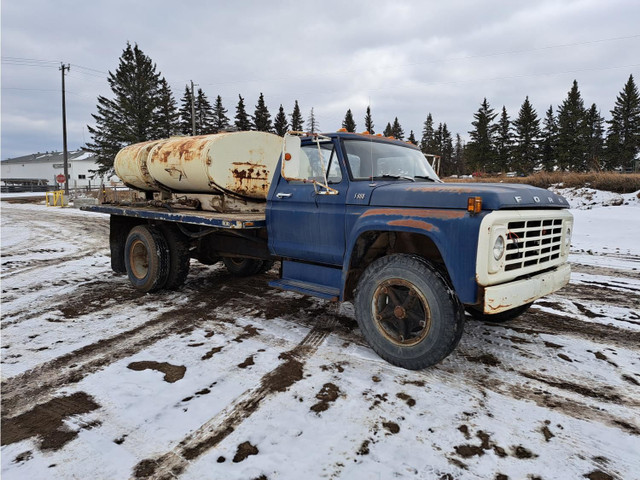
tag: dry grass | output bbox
[443,172,640,194]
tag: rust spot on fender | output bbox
[387,219,438,231]
[362,208,466,220]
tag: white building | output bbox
[1,149,106,189]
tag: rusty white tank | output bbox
[114,131,283,200]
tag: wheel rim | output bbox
[371,278,431,346]
[229,257,246,266]
[130,239,149,279]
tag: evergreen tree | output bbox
[391,117,404,140]
[383,122,392,137]
[556,80,587,171]
[290,100,304,132]
[407,130,417,145]
[494,106,513,173]
[342,109,356,132]
[512,96,541,174]
[274,104,289,136]
[420,113,435,153]
[178,85,194,135]
[307,107,319,134]
[253,93,273,132]
[234,94,252,131]
[87,42,165,174]
[364,106,375,134]
[541,106,557,172]
[585,103,605,170]
[467,98,498,173]
[439,123,453,176]
[211,95,230,133]
[195,88,215,134]
[453,133,465,176]
[155,77,180,138]
[605,74,640,171]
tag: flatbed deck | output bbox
[81,204,266,229]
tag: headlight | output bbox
[493,235,505,261]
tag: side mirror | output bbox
[281,134,301,181]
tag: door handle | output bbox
[276,192,292,198]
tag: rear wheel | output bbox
[466,303,533,323]
[222,257,264,277]
[355,254,465,370]
[124,225,170,293]
[158,224,191,290]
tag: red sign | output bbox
[56,174,66,183]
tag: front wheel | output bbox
[124,225,170,293]
[354,254,465,370]
[466,302,533,323]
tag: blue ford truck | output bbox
[84,131,573,369]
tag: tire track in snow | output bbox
[131,318,337,480]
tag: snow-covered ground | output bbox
[1,189,639,480]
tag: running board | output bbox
[269,260,342,301]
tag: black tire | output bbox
[258,260,275,274]
[466,302,533,323]
[158,224,191,290]
[354,254,465,370]
[195,252,220,266]
[222,257,264,277]
[124,225,170,293]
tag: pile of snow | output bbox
[549,185,639,210]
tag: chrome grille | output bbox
[505,218,563,272]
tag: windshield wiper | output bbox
[376,174,415,182]
[413,175,437,182]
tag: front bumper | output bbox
[482,263,571,314]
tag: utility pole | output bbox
[190,80,197,136]
[60,63,70,196]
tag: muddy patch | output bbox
[310,383,341,413]
[127,361,186,383]
[1,392,100,451]
[233,441,259,463]
[382,421,400,434]
[238,355,255,369]
[202,346,223,360]
[466,353,501,367]
[396,392,416,407]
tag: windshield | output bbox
[343,139,441,182]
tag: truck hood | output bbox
[367,182,570,210]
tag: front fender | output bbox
[342,207,486,304]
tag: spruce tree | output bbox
[420,113,435,153]
[439,123,453,176]
[155,77,180,138]
[274,104,289,136]
[512,97,541,174]
[383,122,392,137]
[87,42,165,174]
[364,106,375,134]
[178,86,194,135]
[212,95,230,133]
[585,103,604,170]
[605,74,640,171]
[195,88,215,134]
[234,94,252,131]
[308,108,319,134]
[541,106,557,172]
[453,133,465,176]
[391,117,404,140]
[556,80,587,171]
[342,109,356,132]
[290,100,304,132]
[494,106,513,173]
[407,130,417,145]
[467,98,498,173]
[253,93,273,132]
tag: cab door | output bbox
[267,138,347,266]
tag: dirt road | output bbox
[1,201,639,479]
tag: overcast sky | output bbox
[2,0,639,160]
